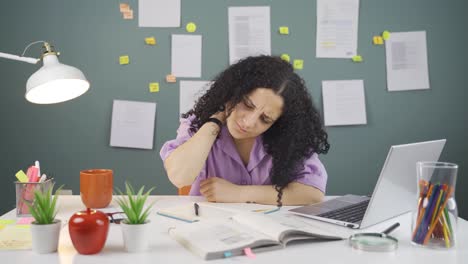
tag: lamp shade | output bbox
[25,54,89,104]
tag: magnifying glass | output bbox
[349,222,400,252]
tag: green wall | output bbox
[1,0,467,219]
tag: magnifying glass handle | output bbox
[382,222,400,235]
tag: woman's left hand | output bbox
[199,177,242,202]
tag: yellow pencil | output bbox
[441,217,450,248]
[423,187,454,245]
[430,189,444,226]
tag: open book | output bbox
[168,211,346,260]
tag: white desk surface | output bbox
[1,195,467,264]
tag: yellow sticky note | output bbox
[352,55,363,62]
[0,220,15,225]
[382,30,391,40]
[279,26,289,35]
[373,36,384,45]
[123,9,133,20]
[149,82,160,93]
[166,74,176,83]
[186,22,197,33]
[119,55,129,65]
[280,54,290,62]
[145,37,156,45]
[293,59,304,70]
[15,170,29,182]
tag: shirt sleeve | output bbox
[159,117,194,162]
[294,153,328,194]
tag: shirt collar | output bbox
[218,126,268,172]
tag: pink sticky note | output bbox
[30,166,39,182]
[26,166,33,182]
[243,248,256,259]
[17,217,35,225]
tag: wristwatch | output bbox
[206,118,223,130]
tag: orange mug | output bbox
[80,169,113,208]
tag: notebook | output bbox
[289,139,446,229]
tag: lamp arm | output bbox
[0,40,49,64]
[0,51,39,64]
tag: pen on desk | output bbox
[264,207,280,214]
[194,203,200,216]
[156,212,198,223]
[382,222,400,235]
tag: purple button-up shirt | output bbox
[160,117,328,195]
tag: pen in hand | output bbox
[194,203,200,216]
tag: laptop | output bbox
[289,139,446,229]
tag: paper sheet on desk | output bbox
[0,224,32,250]
[198,202,278,214]
[157,203,237,223]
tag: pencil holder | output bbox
[411,162,458,249]
[15,179,54,217]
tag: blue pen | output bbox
[264,207,280,214]
[156,212,199,223]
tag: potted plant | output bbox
[26,183,63,254]
[115,182,155,252]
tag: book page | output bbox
[169,219,278,260]
[232,213,346,242]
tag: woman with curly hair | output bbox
[160,55,330,206]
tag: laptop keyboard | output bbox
[317,199,370,223]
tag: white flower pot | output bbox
[30,219,61,254]
[121,220,151,252]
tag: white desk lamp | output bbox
[0,41,90,104]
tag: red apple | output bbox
[69,208,109,254]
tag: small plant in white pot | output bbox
[27,184,63,254]
[115,182,155,252]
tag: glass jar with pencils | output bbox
[411,162,458,249]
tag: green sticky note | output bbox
[352,55,363,62]
[382,30,391,40]
[280,54,290,62]
[15,170,29,182]
[293,59,304,70]
[279,26,289,35]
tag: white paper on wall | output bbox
[110,100,156,149]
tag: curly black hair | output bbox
[183,55,330,206]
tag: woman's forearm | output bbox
[164,122,220,188]
[239,182,324,206]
